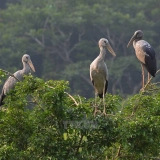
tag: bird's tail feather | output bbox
[98,94,103,98]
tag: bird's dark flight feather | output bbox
[91,80,94,86]
[0,90,6,106]
[143,45,157,77]
[98,80,108,98]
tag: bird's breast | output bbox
[134,42,148,64]
[135,49,145,64]
[91,70,106,93]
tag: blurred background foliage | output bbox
[0,0,160,98]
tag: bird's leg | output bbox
[102,82,106,116]
[94,93,97,105]
[141,64,145,89]
[94,93,101,116]
[102,95,106,115]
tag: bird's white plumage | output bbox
[90,38,116,115]
[90,38,115,97]
[90,56,108,95]
[0,54,35,105]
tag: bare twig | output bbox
[0,69,20,81]
[64,92,79,106]
[46,85,79,106]
[141,69,160,92]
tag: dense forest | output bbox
[0,0,160,98]
[0,0,160,159]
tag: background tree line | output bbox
[0,0,160,98]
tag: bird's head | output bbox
[22,54,35,72]
[98,38,116,56]
[127,30,143,47]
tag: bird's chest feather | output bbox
[91,61,107,84]
[134,44,146,64]
[134,40,152,64]
[91,59,107,72]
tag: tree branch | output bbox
[64,91,79,106]
[46,85,79,106]
[0,69,20,81]
[141,69,160,92]
[25,33,45,47]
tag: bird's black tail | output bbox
[0,90,6,106]
[98,80,108,98]
[98,93,103,98]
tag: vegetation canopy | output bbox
[0,72,160,159]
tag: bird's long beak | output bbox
[127,34,136,47]
[107,44,116,57]
[28,59,35,72]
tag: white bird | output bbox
[127,30,157,89]
[0,54,35,106]
[90,38,116,115]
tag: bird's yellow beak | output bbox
[127,34,136,47]
[28,59,35,72]
[107,44,116,57]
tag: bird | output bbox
[127,30,157,89]
[0,54,35,106]
[90,38,116,116]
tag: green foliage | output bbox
[0,75,160,159]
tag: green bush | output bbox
[0,75,159,159]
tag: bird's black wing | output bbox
[0,89,6,106]
[91,80,94,86]
[143,45,157,77]
[0,77,11,106]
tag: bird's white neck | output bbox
[99,46,106,60]
[21,62,31,74]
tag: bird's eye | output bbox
[104,41,106,43]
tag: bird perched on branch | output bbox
[127,30,157,89]
[0,54,35,106]
[90,38,116,116]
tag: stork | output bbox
[90,38,116,116]
[127,30,157,89]
[0,54,35,106]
